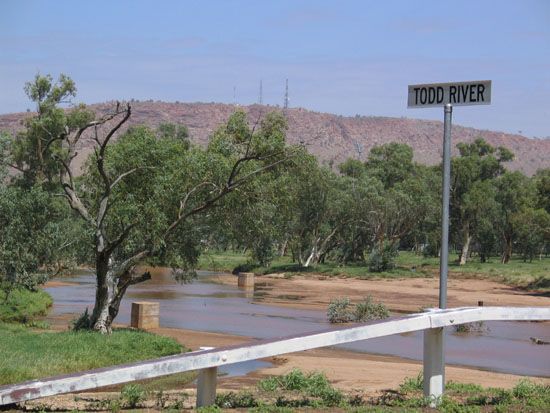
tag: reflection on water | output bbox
[46,268,550,377]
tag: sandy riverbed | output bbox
[211,273,549,313]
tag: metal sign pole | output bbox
[439,103,452,309]
[407,80,490,406]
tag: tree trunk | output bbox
[279,239,288,256]
[304,241,320,267]
[459,223,471,266]
[90,254,118,333]
[90,252,150,333]
[501,236,512,264]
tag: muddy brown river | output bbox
[45,269,550,378]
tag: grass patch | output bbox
[0,288,52,323]
[210,369,549,411]
[256,369,347,408]
[370,376,550,412]
[0,322,185,385]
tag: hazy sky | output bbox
[1,0,549,137]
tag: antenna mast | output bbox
[233,86,236,105]
[284,78,289,109]
[259,80,263,104]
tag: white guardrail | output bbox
[1,306,549,408]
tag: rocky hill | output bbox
[1,101,549,175]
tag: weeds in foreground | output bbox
[211,369,550,412]
[120,384,146,408]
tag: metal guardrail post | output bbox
[196,367,218,407]
[423,327,445,407]
[196,347,217,407]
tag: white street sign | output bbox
[408,80,491,108]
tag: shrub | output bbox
[327,297,353,323]
[368,242,398,272]
[71,308,92,331]
[252,237,275,267]
[353,295,390,321]
[328,296,389,323]
[0,288,52,323]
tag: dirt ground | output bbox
[211,272,549,313]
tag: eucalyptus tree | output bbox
[450,139,513,265]
[534,168,550,214]
[18,74,295,333]
[0,76,83,299]
[511,207,550,261]
[278,152,349,267]
[364,142,415,189]
[0,186,64,300]
[494,171,536,263]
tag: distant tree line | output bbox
[1,73,549,332]
[210,137,549,269]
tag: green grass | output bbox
[199,250,550,292]
[0,322,185,385]
[200,369,550,412]
[0,288,53,323]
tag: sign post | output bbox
[407,80,491,405]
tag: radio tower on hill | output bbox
[284,78,289,109]
[259,80,263,104]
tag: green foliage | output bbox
[71,308,92,331]
[12,74,93,186]
[0,288,52,323]
[0,325,183,384]
[375,376,550,412]
[216,391,258,408]
[353,296,390,321]
[327,296,389,324]
[120,384,146,408]
[512,379,550,401]
[0,185,77,297]
[365,142,415,189]
[534,168,550,214]
[399,371,423,393]
[368,242,398,272]
[327,297,354,323]
[157,122,190,148]
[258,369,344,407]
[511,207,550,262]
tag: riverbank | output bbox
[36,273,550,398]
[41,275,550,394]
[209,272,549,314]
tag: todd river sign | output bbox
[407,80,491,108]
[407,79,491,401]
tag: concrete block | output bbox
[131,301,160,329]
[237,272,255,288]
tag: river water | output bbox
[45,269,550,378]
